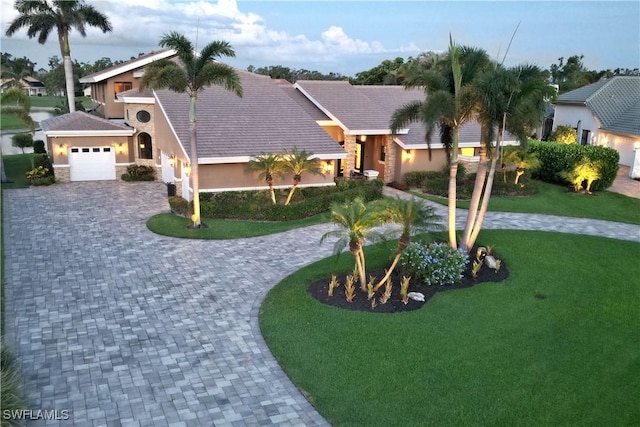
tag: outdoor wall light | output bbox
[116,143,125,154]
[324,161,333,173]
[184,163,191,177]
[168,154,176,167]
[360,135,367,142]
[405,149,413,160]
[57,144,65,156]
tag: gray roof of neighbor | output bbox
[41,111,133,133]
[154,70,344,159]
[556,76,640,136]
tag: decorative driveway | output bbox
[3,182,639,426]
[3,182,333,426]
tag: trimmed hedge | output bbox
[171,179,384,221]
[121,164,156,182]
[527,140,619,191]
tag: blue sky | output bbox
[1,0,638,76]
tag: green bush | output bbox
[168,196,191,216]
[121,164,156,181]
[1,345,24,425]
[399,242,469,286]
[404,171,430,188]
[196,179,384,221]
[33,139,46,154]
[121,173,155,181]
[528,140,619,191]
[549,125,577,144]
[32,153,54,176]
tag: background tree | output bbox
[5,0,112,112]
[141,31,243,227]
[281,147,323,205]
[11,133,34,153]
[0,87,35,132]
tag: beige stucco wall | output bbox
[394,146,448,183]
[198,162,335,192]
[92,70,140,119]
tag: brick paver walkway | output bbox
[2,181,639,426]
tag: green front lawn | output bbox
[260,230,640,426]
[28,95,91,109]
[1,154,33,189]
[147,211,329,239]
[0,113,30,131]
[416,179,640,224]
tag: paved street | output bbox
[2,181,639,426]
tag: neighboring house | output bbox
[41,50,517,199]
[553,76,640,166]
[0,76,48,95]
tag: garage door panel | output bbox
[69,146,116,181]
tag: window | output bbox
[137,133,153,159]
[581,130,590,145]
[136,110,151,123]
[379,144,386,162]
[114,81,132,99]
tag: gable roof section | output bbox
[556,76,640,136]
[294,81,397,133]
[154,70,345,163]
[41,111,134,137]
[79,49,176,84]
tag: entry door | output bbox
[354,141,364,174]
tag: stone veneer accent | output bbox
[54,166,70,183]
[342,134,356,178]
[382,135,395,183]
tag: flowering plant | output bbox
[399,242,468,286]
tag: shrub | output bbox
[404,171,429,188]
[32,153,54,176]
[399,242,469,286]
[33,139,46,154]
[11,133,33,153]
[25,166,55,185]
[1,345,24,423]
[528,140,619,191]
[549,125,577,144]
[168,196,191,216]
[121,164,156,181]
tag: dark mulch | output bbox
[307,251,510,314]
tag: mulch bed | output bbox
[307,251,510,314]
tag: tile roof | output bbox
[154,70,345,160]
[556,76,640,136]
[79,49,176,84]
[41,111,134,133]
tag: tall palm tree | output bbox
[391,36,488,249]
[141,32,243,227]
[463,64,554,250]
[282,147,323,206]
[248,153,285,204]
[5,0,112,113]
[320,198,384,290]
[372,196,442,291]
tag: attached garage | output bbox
[69,147,117,181]
[41,111,135,182]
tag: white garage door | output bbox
[69,146,116,181]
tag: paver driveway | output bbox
[3,181,332,427]
[4,181,639,427]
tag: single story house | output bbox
[553,76,640,166]
[0,76,48,96]
[41,49,517,200]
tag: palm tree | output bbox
[463,64,555,250]
[372,197,442,291]
[5,0,112,113]
[391,36,488,249]
[282,147,323,206]
[140,32,243,227]
[248,153,285,204]
[0,87,35,132]
[320,198,384,290]
[503,147,541,184]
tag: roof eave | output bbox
[44,130,134,137]
[79,49,177,84]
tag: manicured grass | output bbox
[260,230,640,426]
[0,113,30,130]
[416,179,640,224]
[1,154,33,189]
[147,211,330,239]
[28,95,91,109]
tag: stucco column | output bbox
[343,134,356,178]
[382,136,395,183]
